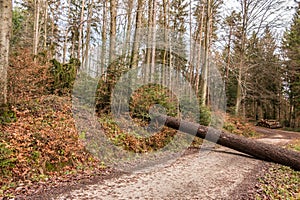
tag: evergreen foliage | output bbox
[282,6,300,127]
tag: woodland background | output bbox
[2,0,300,126]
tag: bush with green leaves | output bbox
[129,84,178,121]
[199,105,211,126]
[0,105,16,125]
[96,56,131,114]
[0,142,16,176]
[49,58,80,95]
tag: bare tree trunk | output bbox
[84,0,94,71]
[235,0,248,116]
[150,0,157,82]
[100,0,107,77]
[188,0,193,91]
[63,0,71,63]
[33,0,40,55]
[195,4,205,97]
[43,0,48,49]
[226,26,232,82]
[123,0,133,62]
[162,0,169,86]
[49,12,55,58]
[201,0,211,106]
[145,0,153,81]
[131,0,144,68]
[78,0,86,61]
[155,115,300,171]
[0,0,12,105]
[109,0,117,63]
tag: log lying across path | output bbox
[154,115,300,171]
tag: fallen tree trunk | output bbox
[155,115,300,171]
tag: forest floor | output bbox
[19,127,300,200]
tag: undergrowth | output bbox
[98,114,192,153]
[255,141,300,199]
[0,96,101,197]
[223,115,260,138]
[256,166,300,200]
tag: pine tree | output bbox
[246,27,281,120]
[282,5,300,127]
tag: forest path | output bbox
[54,128,299,200]
[254,126,300,145]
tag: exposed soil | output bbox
[16,127,300,200]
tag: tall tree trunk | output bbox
[49,12,55,58]
[201,0,211,106]
[100,0,108,77]
[150,0,157,82]
[43,0,48,49]
[162,0,169,86]
[78,0,86,61]
[33,0,40,55]
[235,0,248,116]
[145,0,153,81]
[84,0,94,71]
[131,0,144,68]
[195,4,205,97]
[109,0,117,63]
[226,26,232,83]
[235,62,243,115]
[63,0,71,63]
[188,0,193,88]
[123,0,133,62]
[0,0,12,105]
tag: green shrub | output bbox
[0,142,16,176]
[96,55,131,113]
[49,58,80,95]
[223,122,236,133]
[199,105,211,126]
[129,84,178,121]
[0,105,16,125]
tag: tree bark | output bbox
[100,0,108,77]
[195,3,205,97]
[63,0,71,63]
[33,0,40,55]
[109,0,117,63]
[0,0,12,105]
[154,115,300,171]
[43,0,48,49]
[78,0,86,61]
[84,0,94,70]
[123,0,133,62]
[131,0,144,68]
[201,0,211,106]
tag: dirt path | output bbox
[53,128,299,200]
[254,126,300,146]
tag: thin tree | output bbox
[84,0,94,71]
[78,0,86,61]
[123,0,133,62]
[33,0,40,55]
[100,0,108,76]
[201,0,212,106]
[63,0,72,63]
[131,0,144,68]
[0,0,12,105]
[109,0,117,63]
